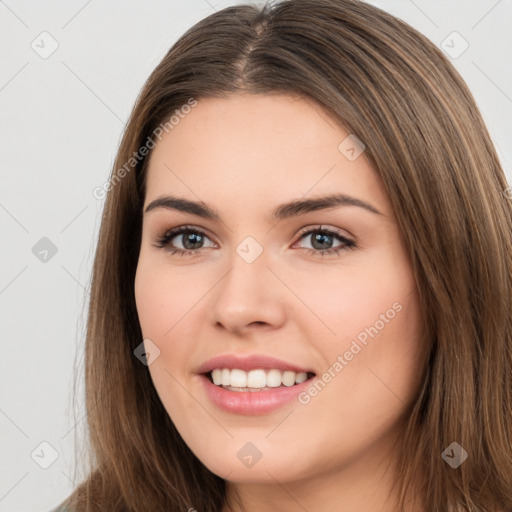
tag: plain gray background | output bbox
[1,0,511,510]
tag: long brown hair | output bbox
[59,1,512,510]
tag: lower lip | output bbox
[198,374,314,415]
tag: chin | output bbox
[192,443,313,484]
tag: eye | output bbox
[292,225,356,257]
[153,224,356,257]
[153,225,216,256]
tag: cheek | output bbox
[134,257,201,383]
[294,249,424,405]
[134,257,193,338]
[135,280,166,340]
[313,282,424,421]
[292,288,424,471]
[288,262,414,345]
[134,264,194,423]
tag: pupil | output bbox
[184,232,203,250]
[312,232,332,250]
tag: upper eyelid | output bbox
[163,225,217,243]
[296,225,353,239]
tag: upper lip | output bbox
[196,354,315,375]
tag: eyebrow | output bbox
[143,193,383,220]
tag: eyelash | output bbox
[153,224,357,258]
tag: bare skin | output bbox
[134,93,427,512]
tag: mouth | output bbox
[198,368,317,415]
[196,354,317,414]
[203,368,317,392]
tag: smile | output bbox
[199,371,316,414]
[209,368,313,390]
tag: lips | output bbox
[195,353,317,415]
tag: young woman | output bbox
[54,0,512,510]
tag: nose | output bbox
[209,246,287,336]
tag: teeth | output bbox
[295,371,307,384]
[247,369,266,388]
[230,369,247,388]
[266,369,282,388]
[209,368,309,389]
[212,369,222,385]
[282,371,296,387]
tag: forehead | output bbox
[144,93,391,218]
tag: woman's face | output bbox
[134,93,426,487]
